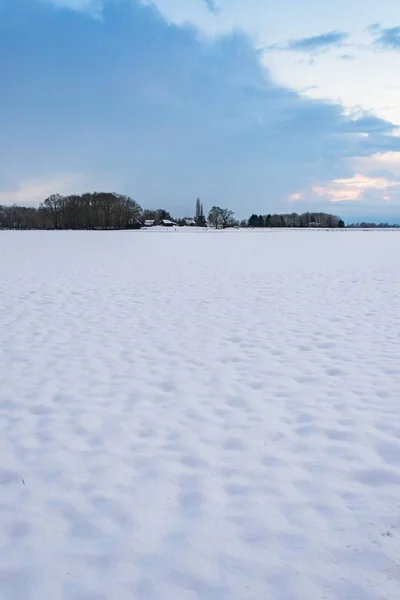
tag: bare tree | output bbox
[39,194,64,229]
[220,208,235,228]
[270,214,284,227]
[208,206,235,229]
[36,192,143,229]
[208,206,223,229]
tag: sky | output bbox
[1,0,400,221]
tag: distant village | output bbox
[0,194,348,230]
[1,192,398,229]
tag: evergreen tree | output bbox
[196,214,207,227]
[248,214,259,227]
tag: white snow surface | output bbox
[1,229,400,600]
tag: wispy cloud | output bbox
[289,192,303,201]
[286,30,349,53]
[264,30,350,56]
[366,24,381,35]
[368,24,400,50]
[203,0,220,15]
[0,173,88,207]
[338,54,355,61]
[356,151,400,174]
[313,174,400,202]
[41,0,106,17]
[287,151,400,218]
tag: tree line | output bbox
[246,212,345,228]
[0,192,352,230]
[1,192,142,230]
[0,193,208,230]
[346,222,400,229]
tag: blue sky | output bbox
[1,0,400,221]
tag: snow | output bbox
[1,229,400,600]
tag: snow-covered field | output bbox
[1,229,400,600]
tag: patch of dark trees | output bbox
[246,213,345,228]
[0,193,142,230]
[346,222,400,228]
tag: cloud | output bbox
[368,24,400,50]
[41,0,105,15]
[289,192,303,201]
[1,0,400,220]
[313,174,400,202]
[0,173,89,207]
[289,152,400,219]
[286,30,349,53]
[338,54,355,61]
[366,24,381,35]
[43,0,221,18]
[202,0,220,15]
[356,151,400,174]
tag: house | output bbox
[143,219,155,227]
[184,218,196,226]
[160,219,176,227]
[127,218,141,229]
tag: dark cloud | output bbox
[0,1,399,218]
